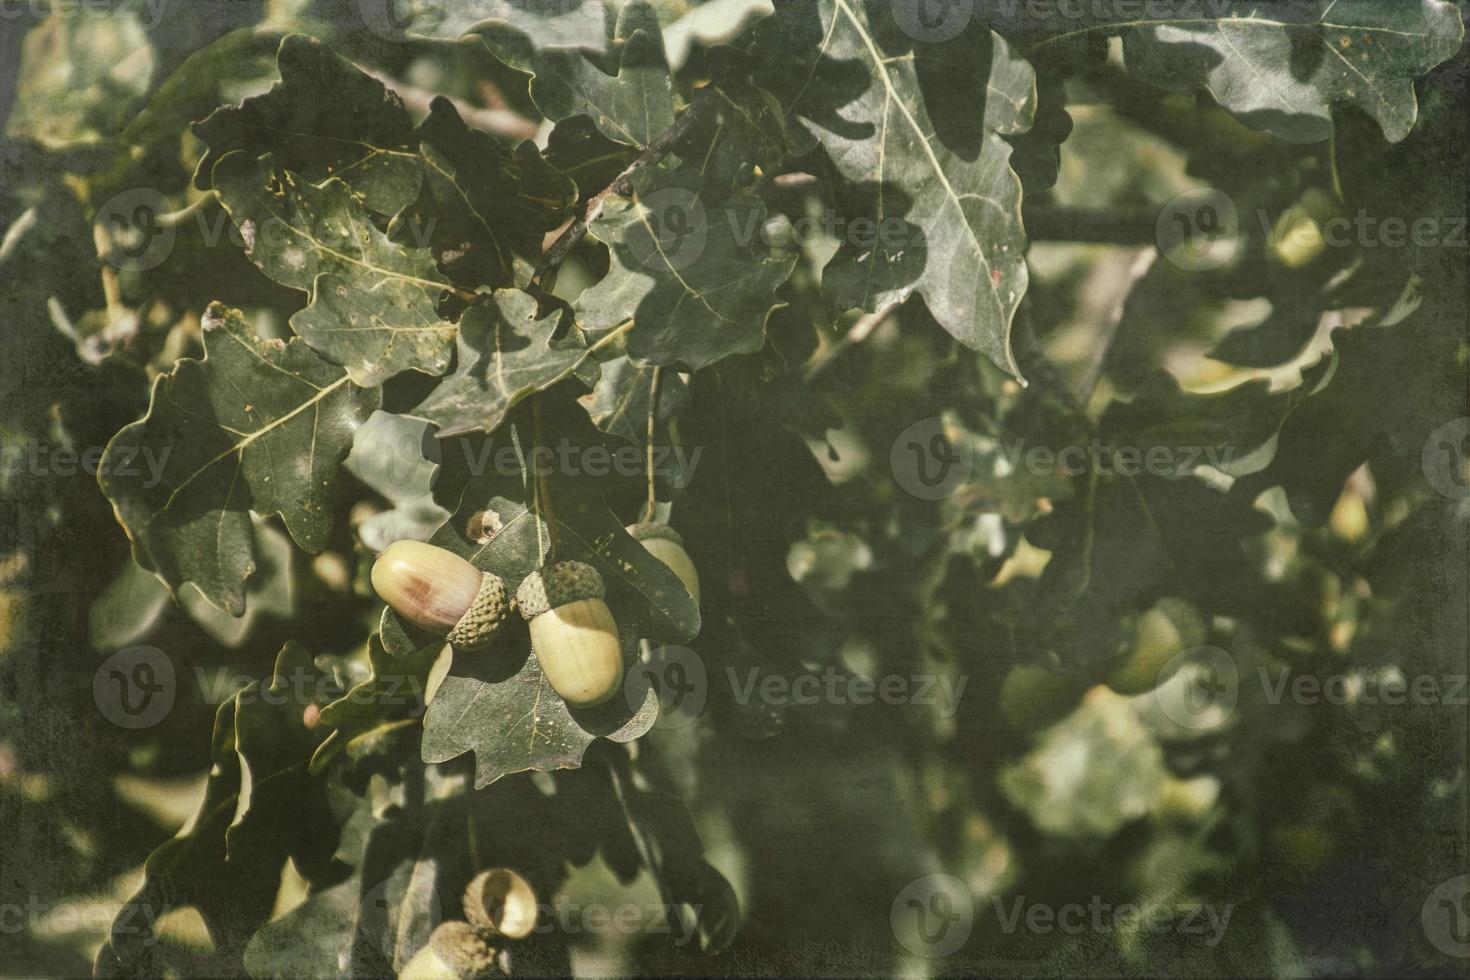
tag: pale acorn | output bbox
[371,540,511,651]
[397,921,501,980]
[517,560,623,708]
[463,868,538,940]
[626,522,700,606]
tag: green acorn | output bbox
[463,868,538,940]
[397,921,501,980]
[371,540,511,651]
[517,561,623,707]
[626,522,700,606]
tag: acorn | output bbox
[998,664,1085,732]
[371,540,511,651]
[626,522,700,605]
[517,560,623,707]
[1105,598,1206,695]
[463,868,538,940]
[398,921,501,980]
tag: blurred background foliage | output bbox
[1,0,1467,977]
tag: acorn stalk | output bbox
[517,561,623,707]
[371,540,511,651]
[626,522,700,606]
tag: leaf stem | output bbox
[511,422,547,560]
[644,365,661,521]
[804,300,902,382]
[534,399,559,557]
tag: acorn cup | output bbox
[517,561,623,708]
[463,868,538,940]
[398,921,501,980]
[626,522,700,606]
[371,540,511,651]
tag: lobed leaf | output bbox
[413,288,598,438]
[100,303,378,615]
[751,0,1035,376]
[1023,0,1464,143]
[212,151,457,386]
[193,34,422,215]
[574,166,798,370]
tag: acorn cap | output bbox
[446,572,513,650]
[516,560,604,620]
[463,868,538,940]
[426,920,499,978]
[626,521,684,547]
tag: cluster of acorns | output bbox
[370,522,699,708]
[400,868,538,979]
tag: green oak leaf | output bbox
[212,151,457,386]
[1025,0,1464,143]
[753,0,1035,377]
[544,114,638,206]
[97,644,330,977]
[603,752,742,954]
[88,555,172,652]
[96,699,261,977]
[694,47,803,199]
[246,754,474,978]
[397,96,575,290]
[421,638,658,789]
[574,166,798,369]
[413,289,598,438]
[193,34,422,215]
[310,632,444,775]
[407,0,611,50]
[344,411,451,551]
[180,519,297,648]
[1233,312,1463,524]
[99,303,379,615]
[487,0,675,149]
[584,355,691,445]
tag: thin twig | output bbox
[533,89,717,286]
[1077,246,1159,405]
[803,300,903,382]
